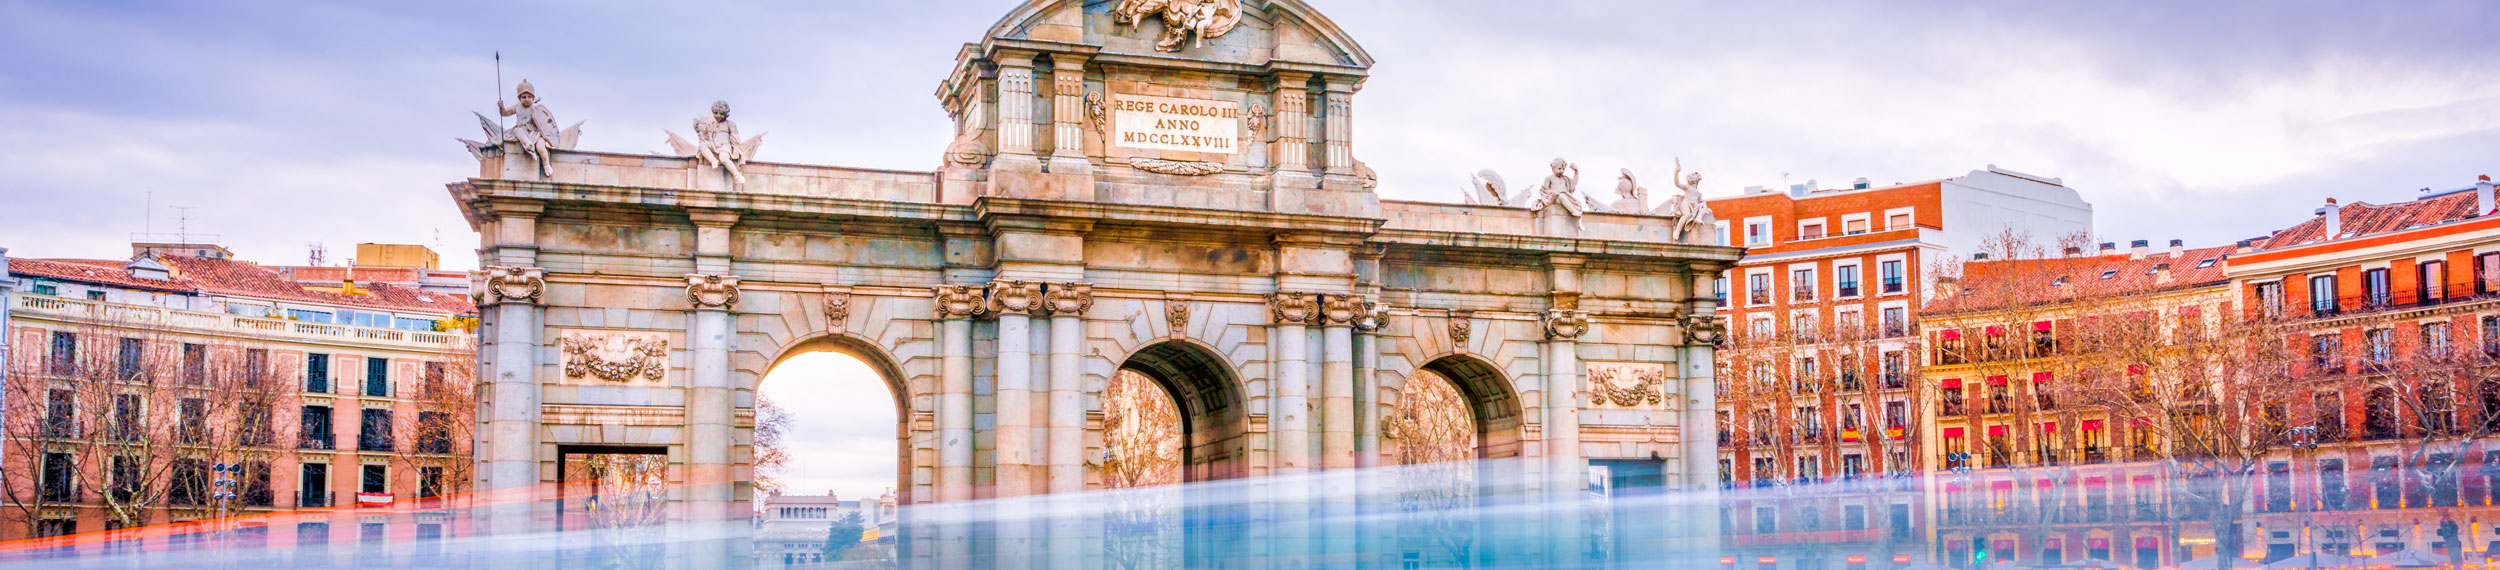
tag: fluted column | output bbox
[993,50,1040,172]
[933,285,987,502]
[1352,300,1384,468]
[1270,73,1312,176]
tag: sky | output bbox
[757,352,898,500]
[3,0,2497,493]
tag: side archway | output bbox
[1113,339,1251,483]
[749,332,921,505]
[1412,353,1525,460]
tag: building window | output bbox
[2310,275,2339,315]
[1747,221,1772,246]
[1754,506,1778,534]
[300,406,335,450]
[1881,307,1907,337]
[116,337,144,379]
[302,463,330,507]
[1712,276,1728,307]
[423,361,447,392]
[2362,268,2391,308]
[181,343,205,384]
[307,354,331,394]
[1800,220,1826,240]
[179,398,207,444]
[1844,217,1868,235]
[1886,212,1912,230]
[171,459,208,506]
[418,411,453,454]
[86,290,106,301]
[2424,322,2452,359]
[2255,281,2285,315]
[2420,261,2447,303]
[42,452,77,502]
[2312,335,2342,373]
[244,349,269,387]
[1879,261,1904,294]
[365,357,390,397]
[1793,313,1818,343]
[111,393,142,441]
[1747,273,1772,305]
[1837,265,1862,297]
[1792,268,1818,301]
[241,401,274,446]
[359,408,395,452]
[2363,329,2394,370]
[420,467,445,499]
[48,331,77,376]
[362,464,388,495]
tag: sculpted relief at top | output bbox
[1113,0,1245,52]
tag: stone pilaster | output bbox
[685,273,740,521]
[1041,283,1091,493]
[1681,266,1726,546]
[992,50,1041,173]
[1319,294,1357,470]
[1268,72,1315,189]
[1047,54,1091,173]
[933,284,987,503]
[1541,307,1590,566]
[478,264,544,504]
[1321,77,1355,176]
[1350,300,1385,468]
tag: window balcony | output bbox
[300,433,335,451]
[1793,288,1818,302]
[1748,290,1772,305]
[1837,284,1861,298]
[1881,279,1904,294]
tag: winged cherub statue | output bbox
[666,101,768,188]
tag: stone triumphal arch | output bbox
[451,0,1738,563]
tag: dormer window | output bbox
[2100,270,2119,280]
[2196,258,2217,269]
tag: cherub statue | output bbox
[460,79,583,178]
[1524,158,1589,218]
[1653,157,1717,243]
[1605,168,1649,214]
[1461,169,1512,206]
[666,101,768,188]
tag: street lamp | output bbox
[2287,426,2318,559]
[212,462,238,547]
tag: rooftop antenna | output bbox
[308,243,328,267]
[172,206,193,243]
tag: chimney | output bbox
[2168,239,2184,258]
[2235,239,2254,254]
[1853,177,1872,190]
[2154,262,2173,285]
[2098,242,2117,256]
[2316,198,2341,238]
[2062,246,2084,257]
[1973,252,1990,261]
[2478,175,2493,216]
[2129,240,2149,260]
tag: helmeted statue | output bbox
[460,79,583,178]
[1605,168,1649,214]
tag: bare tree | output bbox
[1100,369,1180,570]
[750,395,792,496]
[1384,370,1477,565]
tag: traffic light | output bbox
[2440,520,2461,547]
[1973,537,1989,565]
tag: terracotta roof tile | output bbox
[8,257,197,293]
[2255,192,2480,250]
[11,255,470,315]
[1929,245,2235,314]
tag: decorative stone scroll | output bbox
[823,292,851,334]
[1352,299,1387,333]
[1587,362,1667,409]
[1126,157,1225,176]
[481,266,545,305]
[1681,313,1726,346]
[1163,295,1191,338]
[1320,294,1360,326]
[1043,283,1093,317]
[559,330,669,383]
[685,274,741,310]
[1447,310,1473,348]
[989,280,1042,314]
[933,285,988,320]
[1084,91,1108,138]
[1269,292,1317,325]
[1543,309,1590,340]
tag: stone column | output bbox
[1047,55,1090,173]
[990,281,1041,497]
[993,50,1040,172]
[1542,308,1590,566]
[1041,283,1092,570]
[686,274,740,518]
[1269,73,1314,186]
[1351,300,1384,468]
[933,285,987,502]
[1321,77,1356,176]
[1269,292,1317,475]
[1681,267,1726,544]
[477,264,544,532]
[1319,294,1357,469]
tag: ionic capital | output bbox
[1320,294,1361,327]
[480,265,546,306]
[1269,291,1318,325]
[685,274,741,310]
[1042,283,1094,317]
[988,280,1043,315]
[1543,309,1590,341]
[932,285,988,320]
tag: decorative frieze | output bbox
[988,280,1042,315]
[559,330,670,383]
[685,274,741,310]
[1042,283,1093,317]
[481,266,545,306]
[933,285,988,320]
[1586,362,1667,409]
[1543,309,1590,340]
[1269,291,1317,325]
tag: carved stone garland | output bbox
[933,285,988,320]
[1587,363,1666,408]
[1127,157,1226,176]
[1543,309,1590,340]
[686,274,741,309]
[482,265,545,305]
[560,332,669,383]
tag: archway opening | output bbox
[1385,355,1522,567]
[1413,355,1524,460]
[751,344,906,565]
[1114,341,1249,483]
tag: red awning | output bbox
[1985,325,2006,336]
[1942,378,1963,389]
[1991,481,2014,490]
[2089,538,2110,549]
[2086,477,2107,488]
[2032,372,2052,383]
[2082,419,2105,431]
[1944,427,1965,438]
[2135,537,2157,549]
[2130,418,2151,427]
[2045,538,2063,549]
[2033,321,2053,331]
[2036,479,2052,489]
[1988,375,2009,386]
[2126,364,2146,375]
[1941,330,1962,340]
[1988,425,2007,436]
[1994,539,2016,552]
[2041,422,2058,433]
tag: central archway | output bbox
[1114,340,1250,483]
[746,333,919,563]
